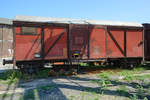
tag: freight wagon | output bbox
[0,18,13,59]
[143,23,150,61]
[3,16,144,70]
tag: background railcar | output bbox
[0,18,13,59]
[143,23,150,61]
[3,16,144,69]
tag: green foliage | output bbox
[148,86,150,95]
[133,67,145,72]
[20,89,35,100]
[116,85,129,96]
[136,85,146,98]
[135,74,150,81]
[0,70,22,80]
[98,72,110,79]
[97,72,112,88]
[144,97,148,100]
[0,70,22,84]
[124,75,134,82]
[80,62,89,66]
[99,79,111,88]
[69,95,76,100]
[81,92,85,100]
[0,93,12,98]
[36,69,49,78]
[117,70,133,76]
[0,69,51,84]
[116,66,146,77]
[129,94,138,100]
[38,84,57,91]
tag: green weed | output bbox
[69,95,76,100]
[0,93,12,98]
[80,62,89,66]
[38,84,57,91]
[116,85,129,96]
[135,74,150,81]
[98,72,110,79]
[0,70,22,84]
[136,85,146,98]
[124,75,134,82]
[144,97,148,100]
[20,89,35,100]
[129,94,138,100]
[36,69,50,78]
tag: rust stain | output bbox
[93,46,101,55]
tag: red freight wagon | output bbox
[3,16,144,69]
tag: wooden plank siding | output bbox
[0,25,13,58]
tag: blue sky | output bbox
[0,0,149,23]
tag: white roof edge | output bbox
[0,18,12,25]
[14,15,143,27]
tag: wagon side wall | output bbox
[143,24,150,60]
[13,21,143,65]
[106,27,143,58]
[14,24,42,61]
[14,22,68,62]
[0,24,13,59]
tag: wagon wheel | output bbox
[119,60,128,68]
[18,64,26,73]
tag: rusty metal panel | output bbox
[107,29,124,58]
[90,28,106,59]
[70,25,89,59]
[126,30,143,57]
[15,27,41,61]
[44,27,67,60]
[2,41,13,58]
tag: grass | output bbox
[0,70,22,85]
[0,64,147,85]
[117,67,145,76]
[20,89,36,100]
[20,84,57,100]
[116,85,129,96]
[122,72,150,82]
[0,69,47,85]
[91,65,150,100]
[135,85,148,99]
[98,72,110,79]
[0,65,150,100]
[0,93,12,98]
[36,69,50,78]
[129,94,138,100]
[80,62,89,66]
[69,95,76,100]
[95,72,112,88]
[38,85,53,91]
[80,91,101,100]
[38,84,57,91]
[135,74,150,81]
[0,68,62,84]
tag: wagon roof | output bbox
[14,15,143,27]
[0,18,12,25]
